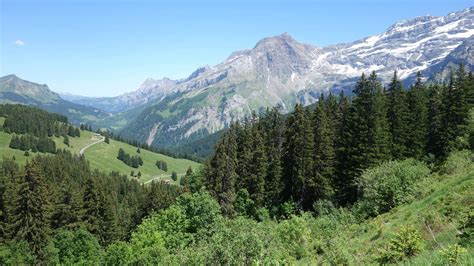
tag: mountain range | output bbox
[3,6,474,154]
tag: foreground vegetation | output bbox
[0,150,472,264]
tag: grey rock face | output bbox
[68,7,474,147]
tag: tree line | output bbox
[0,150,183,262]
[9,134,57,154]
[204,66,473,214]
[117,148,143,168]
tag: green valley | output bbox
[0,107,200,184]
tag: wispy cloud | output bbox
[14,40,26,47]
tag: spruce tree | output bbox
[9,160,50,261]
[335,72,390,204]
[204,124,239,215]
[262,106,285,207]
[406,72,429,158]
[50,180,81,230]
[248,121,267,207]
[82,177,102,238]
[283,104,315,209]
[311,97,335,201]
[386,71,410,159]
[427,84,444,157]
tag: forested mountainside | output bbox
[61,7,473,152]
[0,104,200,183]
[0,65,472,264]
[0,75,109,125]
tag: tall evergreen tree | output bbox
[9,160,50,261]
[406,72,429,158]
[262,106,285,207]
[386,71,410,159]
[205,124,239,215]
[336,72,390,205]
[311,96,335,201]
[283,104,315,209]
[248,121,267,207]
[427,84,444,157]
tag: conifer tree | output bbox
[82,177,102,238]
[9,160,50,261]
[283,104,315,209]
[262,106,285,207]
[427,84,444,157]
[311,97,335,201]
[248,122,267,207]
[50,180,82,230]
[406,72,429,158]
[204,124,239,215]
[335,72,389,204]
[386,71,410,159]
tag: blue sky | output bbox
[1,0,472,97]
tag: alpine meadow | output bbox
[1,1,473,265]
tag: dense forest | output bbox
[205,67,473,214]
[0,66,472,264]
[1,104,81,154]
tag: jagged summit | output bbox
[60,6,474,148]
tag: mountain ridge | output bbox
[3,6,474,150]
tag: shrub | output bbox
[0,241,35,265]
[104,241,132,265]
[438,150,474,176]
[50,229,103,265]
[358,159,430,216]
[439,244,467,265]
[376,225,424,264]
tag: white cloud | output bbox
[14,40,26,47]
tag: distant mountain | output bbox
[104,7,473,148]
[59,77,178,113]
[8,7,474,151]
[0,75,109,124]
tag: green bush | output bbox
[358,159,431,216]
[376,225,424,264]
[438,150,474,176]
[104,241,132,265]
[439,244,467,265]
[0,241,35,265]
[49,229,103,265]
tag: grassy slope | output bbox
[84,138,200,183]
[0,117,200,184]
[343,159,474,264]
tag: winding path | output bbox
[79,137,105,155]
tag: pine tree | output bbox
[9,160,50,261]
[248,122,267,207]
[82,177,102,238]
[0,158,18,242]
[50,181,81,230]
[204,124,239,215]
[311,97,335,201]
[63,135,70,146]
[335,72,390,205]
[283,104,315,209]
[406,72,429,158]
[386,71,410,159]
[427,84,444,157]
[438,66,470,156]
[117,148,125,161]
[262,106,285,207]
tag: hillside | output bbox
[0,75,109,125]
[0,112,200,184]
